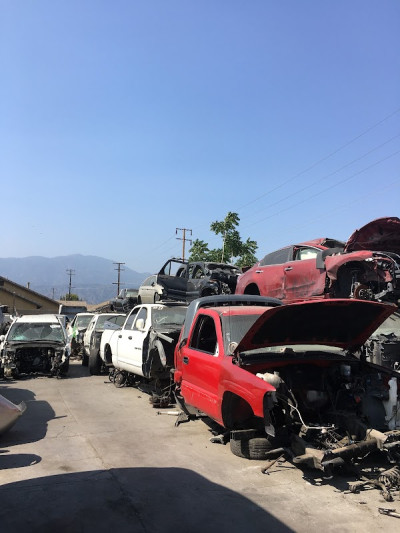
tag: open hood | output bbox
[236,299,396,354]
[344,216,400,254]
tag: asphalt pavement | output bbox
[0,361,399,533]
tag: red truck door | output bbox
[180,313,222,421]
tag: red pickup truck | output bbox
[174,295,400,472]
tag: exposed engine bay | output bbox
[2,343,69,378]
[329,252,400,302]
[363,309,400,371]
[253,354,400,474]
[207,264,239,295]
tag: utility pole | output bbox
[66,269,75,300]
[113,262,125,296]
[176,227,192,262]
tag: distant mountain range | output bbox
[0,255,152,304]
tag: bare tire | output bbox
[230,437,273,460]
[89,351,102,375]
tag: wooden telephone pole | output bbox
[176,228,192,261]
[113,262,125,295]
[66,269,75,300]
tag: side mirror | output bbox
[0,335,5,342]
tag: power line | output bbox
[277,178,400,239]
[245,132,400,221]
[238,106,400,211]
[244,148,400,230]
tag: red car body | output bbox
[235,217,400,304]
[174,295,400,469]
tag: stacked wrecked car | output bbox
[236,216,400,304]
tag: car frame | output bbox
[138,258,240,304]
[83,312,126,373]
[174,296,400,476]
[109,288,139,313]
[67,312,95,357]
[236,217,400,304]
[0,314,70,378]
[101,301,188,399]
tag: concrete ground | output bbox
[0,361,399,533]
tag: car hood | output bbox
[344,216,400,254]
[6,339,66,347]
[236,299,396,354]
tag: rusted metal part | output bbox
[261,454,285,474]
[348,478,393,502]
[378,508,400,518]
[290,428,400,473]
[348,466,400,502]
[379,466,400,489]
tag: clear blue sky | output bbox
[1,1,399,274]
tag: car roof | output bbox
[12,314,62,324]
[92,313,125,321]
[181,295,282,341]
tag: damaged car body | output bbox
[174,297,400,479]
[363,308,400,371]
[236,216,400,304]
[0,314,70,378]
[139,258,240,304]
[102,302,187,402]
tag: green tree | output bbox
[188,212,258,268]
[188,239,210,261]
[60,293,81,301]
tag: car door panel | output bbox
[180,347,221,420]
[257,265,285,300]
[158,275,189,299]
[283,259,326,300]
[180,314,222,421]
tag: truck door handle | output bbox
[255,270,263,274]
[284,267,293,271]
[128,336,132,340]
[183,356,189,364]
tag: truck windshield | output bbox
[75,315,93,328]
[152,306,187,327]
[221,314,261,354]
[8,323,65,343]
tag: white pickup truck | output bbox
[99,302,187,390]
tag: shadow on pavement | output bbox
[0,386,55,446]
[67,359,92,379]
[0,467,294,533]
[0,450,41,469]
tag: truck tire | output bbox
[89,350,102,375]
[82,349,89,367]
[230,436,273,460]
[60,359,70,376]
